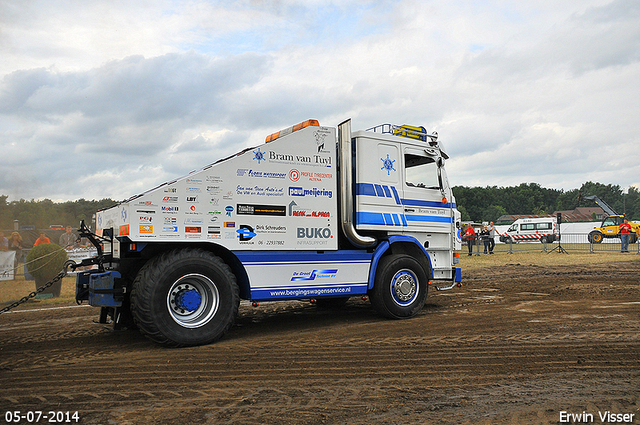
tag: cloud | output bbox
[0,51,273,200]
[0,0,639,202]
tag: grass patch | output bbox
[460,249,639,272]
[1,274,77,306]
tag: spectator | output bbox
[34,232,51,246]
[464,224,476,256]
[8,232,24,264]
[0,231,8,251]
[619,218,632,253]
[487,221,497,254]
[480,225,491,254]
[59,226,78,250]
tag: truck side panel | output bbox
[233,250,372,301]
[97,126,338,251]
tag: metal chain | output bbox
[0,269,68,314]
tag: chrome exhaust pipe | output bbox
[338,119,376,248]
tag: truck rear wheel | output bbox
[131,249,239,347]
[370,254,428,319]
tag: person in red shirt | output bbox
[619,218,632,253]
[33,232,51,246]
[464,224,476,256]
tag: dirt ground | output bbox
[1,255,639,425]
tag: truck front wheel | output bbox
[370,254,428,319]
[588,231,603,244]
[131,249,239,347]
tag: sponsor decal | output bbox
[237,225,256,242]
[186,187,201,193]
[184,218,203,225]
[162,206,179,213]
[162,226,178,233]
[135,200,157,207]
[225,206,234,216]
[223,191,233,200]
[162,196,178,202]
[186,196,199,203]
[253,148,266,164]
[288,199,331,218]
[314,128,331,153]
[121,207,128,222]
[206,175,223,183]
[236,185,284,197]
[185,226,201,233]
[268,151,331,166]
[289,169,300,182]
[136,209,155,214]
[210,198,220,205]
[237,169,287,179]
[223,222,235,228]
[381,154,397,175]
[164,187,177,193]
[289,187,333,198]
[297,227,333,239]
[186,178,203,185]
[300,171,332,182]
[139,216,153,223]
[254,224,287,234]
[237,204,286,216]
[291,269,338,281]
[291,210,330,218]
[207,186,222,194]
[139,225,153,234]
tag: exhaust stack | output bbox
[338,119,376,248]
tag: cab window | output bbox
[602,217,620,227]
[405,154,439,189]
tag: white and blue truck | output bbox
[74,119,462,346]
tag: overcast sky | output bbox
[1,0,639,202]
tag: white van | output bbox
[500,217,557,243]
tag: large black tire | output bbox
[588,231,603,244]
[130,249,239,347]
[369,254,429,319]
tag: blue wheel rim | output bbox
[390,268,419,306]
[167,273,219,328]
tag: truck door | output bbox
[355,141,406,230]
[401,147,452,232]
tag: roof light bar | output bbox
[265,119,320,143]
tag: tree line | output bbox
[453,182,640,223]
[0,196,116,231]
[1,181,638,230]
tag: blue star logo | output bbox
[253,148,265,164]
[381,154,396,175]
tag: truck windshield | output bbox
[602,217,621,227]
[405,154,439,189]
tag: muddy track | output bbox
[1,261,639,425]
